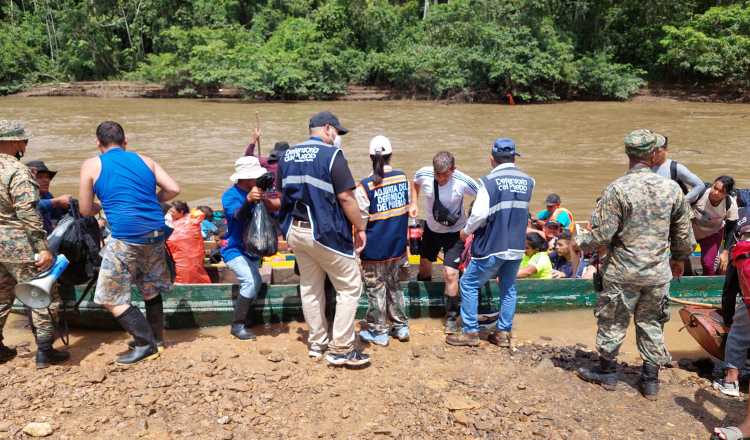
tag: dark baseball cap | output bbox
[25,160,57,178]
[492,138,520,158]
[268,141,290,163]
[545,193,561,206]
[309,111,348,135]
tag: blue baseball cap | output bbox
[492,138,521,157]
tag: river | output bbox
[1,96,749,215]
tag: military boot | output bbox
[639,363,660,400]
[35,336,70,369]
[230,296,256,340]
[577,357,618,390]
[128,296,165,352]
[0,341,17,364]
[444,295,460,334]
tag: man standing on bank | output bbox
[0,120,69,368]
[410,151,478,334]
[576,129,694,400]
[279,111,370,367]
[79,121,180,364]
[446,139,533,347]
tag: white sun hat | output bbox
[369,135,392,156]
[230,156,267,183]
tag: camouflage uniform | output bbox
[362,259,408,335]
[576,129,694,367]
[0,121,60,342]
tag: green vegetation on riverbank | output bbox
[1,1,749,102]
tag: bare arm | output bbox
[78,157,99,217]
[517,265,538,278]
[337,189,365,232]
[409,180,421,218]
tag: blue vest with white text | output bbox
[360,170,409,261]
[279,139,354,257]
[471,165,534,260]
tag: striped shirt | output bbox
[414,167,479,233]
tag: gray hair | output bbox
[432,151,455,173]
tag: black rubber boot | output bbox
[115,305,159,365]
[35,336,70,369]
[0,340,17,364]
[128,296,165,352]
[230,296,256,340]
[444,296,460,334]
[639,363,660,400]
[577,357,618,391]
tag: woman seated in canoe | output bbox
[517,233,553,280]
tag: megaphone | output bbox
[14,254,69,309]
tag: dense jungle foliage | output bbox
[1,0,749,101]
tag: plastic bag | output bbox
[47,200,102,286]
[243,203,278,257]
[166,211,211,284]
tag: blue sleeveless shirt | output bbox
[93,147,165,242]
[279,139,354,257]
[360,170,409,261]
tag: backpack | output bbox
[694,183,734,211]
[47,200,102,286]
[669,160,690,195]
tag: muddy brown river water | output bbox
[1,96,749,216]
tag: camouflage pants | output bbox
[94,238,172,306]
[594,281,671,366]
[362,259,408,335]
[0,261,60,341]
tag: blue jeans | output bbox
[460,256,521,334]
[226,255,261,300]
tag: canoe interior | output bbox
[11,276,724,330]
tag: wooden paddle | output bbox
[668,296,721,309]
[255,111,261,157]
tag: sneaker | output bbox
[325,350,371,367]
[308,347,325,360]
[713,379,740,397]
[359,329,389,346]
[390,326,410,342]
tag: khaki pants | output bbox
[0,261,60,342]
[287,224,362,354]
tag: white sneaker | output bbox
[308,347,324,360]
[713,379,740,397]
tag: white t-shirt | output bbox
[414,167,478,233]
[691,190,739,240]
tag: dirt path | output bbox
[0,312,743,439]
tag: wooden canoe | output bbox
[12,276,724,330]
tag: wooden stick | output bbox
[668,296,722,309]
[255,111,261,157]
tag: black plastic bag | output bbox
[48,200,102,286]
[243,202,278,257]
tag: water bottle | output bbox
[408,218,422,255]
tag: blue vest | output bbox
[93,147,165,242]
[279,139,354,257]
[360,170,409,261]
[471,165,534,260]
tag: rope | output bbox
[667,295,721,309]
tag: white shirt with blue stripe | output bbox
[414,167,479,234]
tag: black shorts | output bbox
[420,225,465,270]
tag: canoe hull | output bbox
[12,277,724,330]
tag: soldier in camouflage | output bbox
[0,120,70,369]
[575,129,694,400]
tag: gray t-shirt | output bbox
[651,159,704,204]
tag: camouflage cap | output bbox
[624,129,658,158]
[0,120,30,141]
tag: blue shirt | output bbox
[37,191,66,235]
[221,185,258,263]
[201,220,218,240]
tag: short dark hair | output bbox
[96,121,125,147]
[492,152,515,164]
[433,151,455,173]
[715,175,735,195]
[197,205,213,218]
[526,232,548,252]
[558,230,573,241]
[172,201,190,214]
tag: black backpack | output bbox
[47,200,102,286]
[669,160,690,195]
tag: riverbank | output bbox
[0,311,741,439]
[12,81,750,103]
